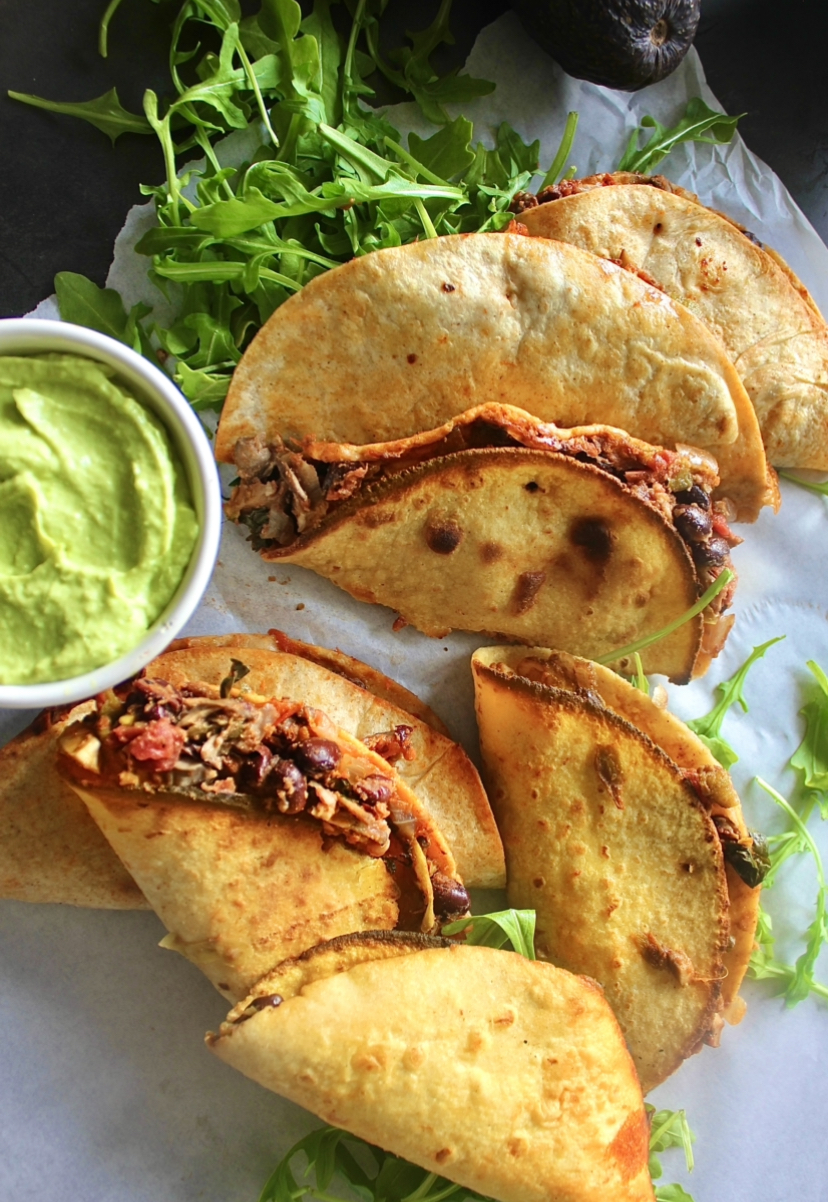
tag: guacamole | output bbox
[0,353,199,684]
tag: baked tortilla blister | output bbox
[207,932,656,1202]
[472,646,764,1094]
[224,403,743,684]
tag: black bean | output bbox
[674,484,710,509]
[251,994,283,1010]
[674,505,713,543]
[293,737,342,774]
[692,537,730,568]
[271,759,308,813]
[239,746,274,790]
[431,872,470,918]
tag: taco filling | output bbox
[58,676,470,927]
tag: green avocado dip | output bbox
[0,353,199,685]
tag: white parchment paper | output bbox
[5,13,828,1201]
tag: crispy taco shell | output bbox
[59,681,466,1001]
[247,433,731,683]
[1,636,501,904]
[216,232,772,520]
[477,646,760,1023]
[208,932,655,1202]
[518,174,828,469]
[472,647,732,1092]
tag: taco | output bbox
[225,404,741,683]
[2,634,500,911]
[514,172,828,469]
[208,931,655,1202]
[58,672,470,1001]
[471,646,766,1092]
[216,231,773,521]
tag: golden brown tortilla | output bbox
[208,933,655,1202]
[0,705,148,910]
[519,177,828,469]
[477,646,760,1023]
[216,231,772,520]
[472,647,731,1092]
[264,445,706,683]
[170,629,450,733]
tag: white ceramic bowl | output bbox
[0,318,222,708]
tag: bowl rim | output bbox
[0,317,222,709]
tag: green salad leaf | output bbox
[686,637,785,767]
[778,470,828,497]
[791,660,828,795]
[54,271,152,354]
[257,1102,697,1202]
[441,908,537,958]
[617,97,743,174]
[748,778,828,1006]
[7,86,151,143]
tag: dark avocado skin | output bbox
[510,0,700,91]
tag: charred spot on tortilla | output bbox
[595,744,624,809]
[637,932,695,986]
[570,516,615,562]
[407,353,418,364]
[480,541,505,563]
[512,571,546,615]
[441,281,456,293]
[424,519,463,554]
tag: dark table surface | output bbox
[1,0,824,319]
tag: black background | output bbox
[1,0,825,318]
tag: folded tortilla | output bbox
[0,703,148,909]
[208,932,655,1202]
[225,405,742,683]
[1,634,501,908]
[472,646,763,1092]
[516,172,828,469]
[216,231,773,521]
[59,676,469,1000]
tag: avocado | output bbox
[509,0,700,91]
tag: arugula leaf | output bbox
[595,568,735,669]
[617,97,743,175]
[647,1107,695,1180]
[791,660,828,795]
[778,469,828,496]
[745,778,826,1004]
[258,1126,491,1202]
[442,909,537,958]
[685,637,785,767]
[647,1106,696,1202]
[54,272,152,354]
[537,111,579,191]
[7,87,151,143]
[630,652,649,694]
